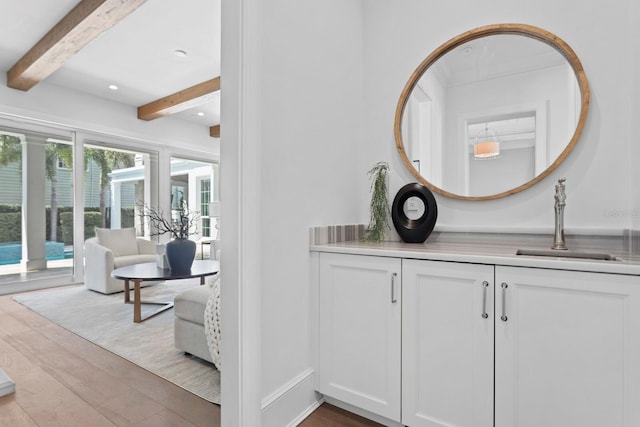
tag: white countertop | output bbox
[310,232,640,276]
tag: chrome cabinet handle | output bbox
[391,272,398,303]
[481,281,489,319]
[501,283,508,322]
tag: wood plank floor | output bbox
[299,404,384,427]
[0,291,381,426]
[0,291,220,426]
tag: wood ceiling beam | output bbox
[137,77,220,121]
[7,0,146,91]
[210,125,220,138]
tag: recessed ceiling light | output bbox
[108,84,118,90]
[197,112,205,117]
[174,49,188,58]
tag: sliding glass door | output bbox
[0,125,75,287]
[0,122,160,292]
[83,143,158,239]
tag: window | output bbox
[170,157,218,239]
[201,179,211,237]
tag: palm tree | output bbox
[84,148,135,228]
[0,134,22,167]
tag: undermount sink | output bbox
[516,248,622,261]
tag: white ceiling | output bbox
[0,0,221,127]
[437,35,568,87]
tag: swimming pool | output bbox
[0,241,66,265]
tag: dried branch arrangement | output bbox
[137,201,200,239]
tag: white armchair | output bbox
[84,228,158,294]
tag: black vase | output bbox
[391,183,438,243]
[165,238,196,274]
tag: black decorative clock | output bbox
[391,183,438,243]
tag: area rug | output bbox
[12,280,220,404]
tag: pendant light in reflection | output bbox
[473,124,500,159]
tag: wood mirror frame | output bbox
[393,23,590,201]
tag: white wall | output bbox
[0,73,217,153]
[632,1,640,243]
[362,0,635,235]
[259,0,365,400]
[220,0,365,425]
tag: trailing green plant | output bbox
[363,161,390,242]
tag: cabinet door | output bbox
[402,259,494,427]
[495,266,640,427]
[318,253,402,421]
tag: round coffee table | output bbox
[112,260,219,323]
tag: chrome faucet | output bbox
[552,178,568,250]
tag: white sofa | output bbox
[84,228,158,294]
[174,284,213,363]
[174,274,221,369]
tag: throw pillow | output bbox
[204,274,221,370]
[95,228,139,257]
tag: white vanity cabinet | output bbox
[315,250,640,427]
[402,259,494,427]
[317,253,402,422]
[495,266,640,427]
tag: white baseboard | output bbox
[262,368,322,427]
[287,398,323,427]
[261,368,322,427]
[0,368,15,397]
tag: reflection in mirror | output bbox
[395,24,589,201]
[403,196,425,220]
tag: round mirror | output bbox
[394,24,590,201]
